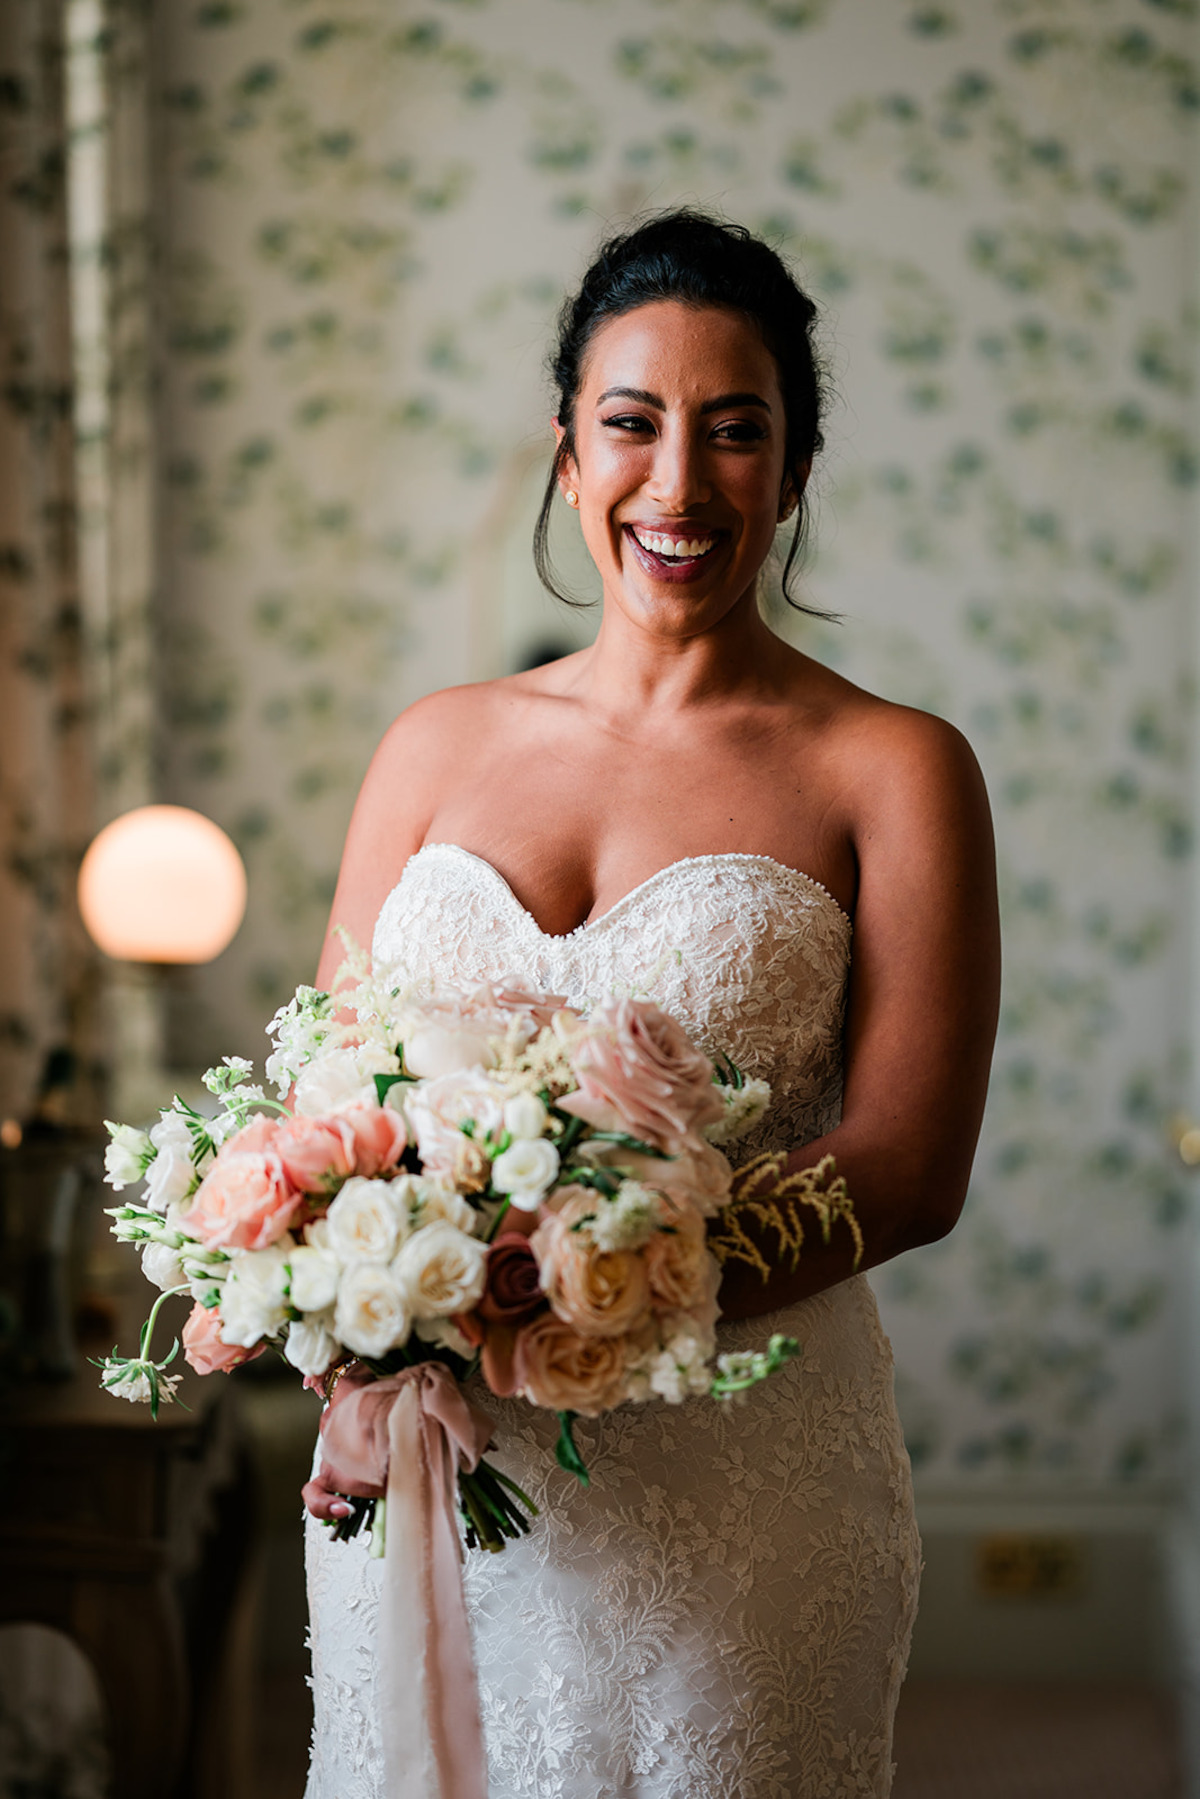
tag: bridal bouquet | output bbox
[99,938,801,1549]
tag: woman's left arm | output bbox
[716,709,1001,1320]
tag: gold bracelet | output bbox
[708,1152,863,1283]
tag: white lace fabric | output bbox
[305,844,920,1799]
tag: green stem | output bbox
[138,1283,192,1363]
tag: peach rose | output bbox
[513,1312,627,1416]
[340,1102,408,1177]
[643,1206,722,1325]
[651,1138,734,1219]
[531,1188,650,1339]
[559,999,725,1150]
[275,1114,355,1194]
[182,1130,299,1251]
[182,1301,266,1375]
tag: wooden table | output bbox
[0,1346,258,1798]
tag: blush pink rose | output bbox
[182,1301,266,1375]
[531,1188,650,1339]
[275,1114,356,1194]
[559,999,725,1150]
[182,1130,299,1251]
[513,1312,627,1416]
[340,1102,408,1177]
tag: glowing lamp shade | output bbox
[78,805,247,963]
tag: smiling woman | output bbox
[303,211,1000,1799]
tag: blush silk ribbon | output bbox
[318,1363,497,1799]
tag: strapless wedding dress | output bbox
[304,844,920,1799]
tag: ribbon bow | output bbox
[317,1363,496,1799]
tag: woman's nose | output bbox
[646,427,710,512]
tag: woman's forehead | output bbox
[578,300,779,400]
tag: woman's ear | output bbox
[553,419,580,502]
[779,458,811,522]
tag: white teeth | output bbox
[633,530,715,559]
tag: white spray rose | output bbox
[411,1176,479,1236]
[144,1111,198,1212]
[490,1137,559,1211]
[284,1316,338,1378]
[288,1245,341,1313]
[141,1241,186,1293]
[325,1177,407,1265]
[219,1245,291,1346]
[335,1264,409,1357]
[503,1093,548,1141]
[392,1220,488,1320]
[104,1123,151,1191]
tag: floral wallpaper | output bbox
[153,0,1196,1497]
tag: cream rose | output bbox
[219,1245,291,1346]
[324,1176,407,1264]
[532,1189,651,1339]
[406,1069,506,1178]
[513,1314,628,1416]
[293,1043,399,1117]
[284,1315,338,1379]
[334,1263,409,1357]
[392,1220,488,1320]
[288,1244,341,1312]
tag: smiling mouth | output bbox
[626,525,721,571]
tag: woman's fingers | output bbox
[301,1475,354,1521]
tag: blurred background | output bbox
[1,0,1197,1794]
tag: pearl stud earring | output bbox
[565,489,579,507]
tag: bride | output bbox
[301,210,1000,1799]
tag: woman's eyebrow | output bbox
[595,386,773,413]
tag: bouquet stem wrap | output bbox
[318,1365,496,1799]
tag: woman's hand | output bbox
[301,1360,378,1521]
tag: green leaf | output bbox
[373,1071,415,1104]
[554,1411,590,1487]
[584,1130,670,1158]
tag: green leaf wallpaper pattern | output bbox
[155,0,1196,1495]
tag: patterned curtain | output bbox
[0,0,96,1122]
[0,0,156,1123]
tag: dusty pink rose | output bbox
[651,1138,734,1218]
[182,1301,266,1375]
[559,999,725,1150]
[340,1102,408,1177]
[644,1206,721,1327]
[275,1114,355,1194]
[531,1188,650,1339]
[513,1312,627,1416]
[182,1130,299,1251]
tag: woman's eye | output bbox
[714,421,768,443]
[601,413,655,434]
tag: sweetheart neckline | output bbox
[400,841,853,942]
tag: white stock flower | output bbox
[284,1315,338,1378]
[219,1246,291,1347]
[625,1326,713,1406]
[335,1264,410,1357]
[141,1241,186,1293]
[288,1245,341,1313]
[503,1092,548,1141]
[490,1138,560,1211]
[704,1077,772,1147]
[392,1220,488,1320]
[325,1177,407,1265]
[293,1044,399,1117]
[144,1111,198,1212]
[104,1123,151,1191]
[585,1180,661,1253]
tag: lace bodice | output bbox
[373,843,852,1154]
[305,841,919,1799]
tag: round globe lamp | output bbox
[78,805,247,963]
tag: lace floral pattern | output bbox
[305,844,920,1799]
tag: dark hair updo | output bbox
[534,208,827,613]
